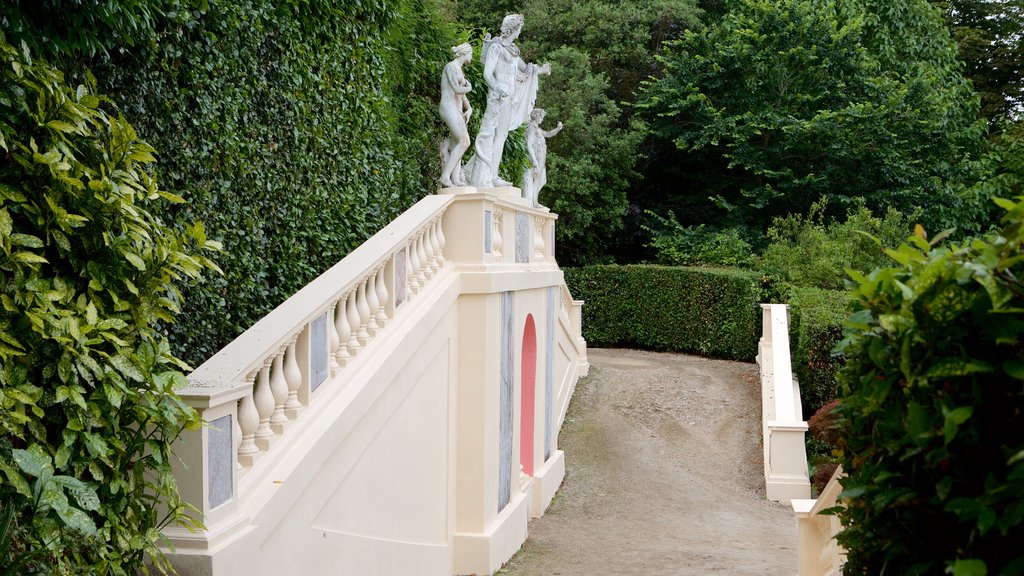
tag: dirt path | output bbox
[498,348,796,576]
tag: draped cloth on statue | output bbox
[464,34,542,188]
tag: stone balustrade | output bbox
[756,303,811,502]
[792,466,846,576]
[163,187,577,575]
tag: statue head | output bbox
[500,14,524,39]
[530,108,546,123]
[451,43,473,60]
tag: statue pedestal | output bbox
[437,185,547,211]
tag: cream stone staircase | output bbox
[162,188,588,576]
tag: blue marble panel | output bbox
[499,292,514,512]
[310,313,328,391]
[545,287,555,460]
[484,210,493,254]
[515,213,529,264]
[208,414,233,509]
[550,221,556,259]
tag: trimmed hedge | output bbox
[564,265,771,360]
[787,286,848,416]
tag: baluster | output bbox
[534,216,546,262]
[375,265,389,328]
[335,294,352,367]
[356,280,371,346]
[493,209,503,259]
[422,228,435,280]
[366,272,380,337]
[416,231,430,285]
[434,218,446,267]
[328,302,341,375]
[428,219,441,273]
[284,335,303,418]
[254,361,275,451]
[408,237,421,294]
[237,371,260,467]
[234,404,244,472]
[346,290,362,354]
[269,352,289,434]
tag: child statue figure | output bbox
[521,108,562,208]
[439,43,474,188]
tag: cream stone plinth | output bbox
[529,450,565,518]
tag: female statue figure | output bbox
[439,43,474,188]
[464,14,551,188]
[521,108,562,208]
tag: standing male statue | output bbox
[465,14,551,188]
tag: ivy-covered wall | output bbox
[92,0,455,364]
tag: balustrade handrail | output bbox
[794,466,846,576]
[184,194,454,399]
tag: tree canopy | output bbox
[636,0,989,238]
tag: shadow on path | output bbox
[497,348,796,576]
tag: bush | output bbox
[0,36,218,573]
[787,286,848,416]
[758,198,919,290]
[643,210,754,268]
[564,265,771,360]
[835,209,1024,575]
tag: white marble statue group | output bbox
[439,14,562,209]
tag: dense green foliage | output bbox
[937,0,1023,125]
[643,211,752,267]
[564,265,770,359]
[455,0,701,264]
[0,36,217,573]
[637,0,988,237]
[758,199,919,290]
[81,0,455,365]
[835,205,1024,575]
[0,0,184,59]
[786,286,846,416]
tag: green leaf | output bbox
[110,354,145,382]
[950,559,987,576]
[124,251,146,271]
[926,358,994,379]
[12,252,48,264]
[943,406,973,445]
[1003,360,1024,380]
[12,445,52,478]
[0,208,12,236]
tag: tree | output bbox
[454,0,702,264]
[936,0,1024,125]
[637,0,988,238]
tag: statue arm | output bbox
[541,122,563,138]
[445,64,471,95]
[483,47,503,97]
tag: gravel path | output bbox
[497,348,797,576]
